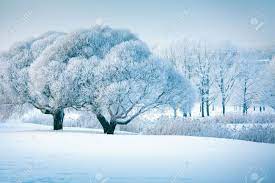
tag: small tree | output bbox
[213,44,239,115]
[160,39,196,117]
[265,60,275,109]
[192,42,216,117]
[235,50,261,114]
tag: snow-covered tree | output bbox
[213,44,239,115]
[265,59,275,109]
[29,26,138,130]
[235,50,262,114]
[161,39,195,80]
[158,39,196,117]
[0,32,65,121]
[87,40,194,133]
[1,25,194,131]
[0,55,16,120]
[192,42,216,117]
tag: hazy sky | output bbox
[0,0,274,51]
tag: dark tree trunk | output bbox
[243,80,248,115]
[173,107,177,119]
[106,121,117,134]
[201,97,205,117]
[96,113,110,133]
[96,114,117,134]
[183,112,188,117]
[222,98,226,116]
[243,103,247,115]
[206,98,210,116]
[53,109,64,130]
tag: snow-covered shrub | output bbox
[210,113,275,124]
[121,115,275,143]
[123,117,232,138]
[233,124,275,143]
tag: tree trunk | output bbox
[206,98,210,116]
[242,103,247,115]
[53,109,64,130]
[106,121,116,134]
[243,80,248,115]
[201,97,205,117]
[173,107,177,119]
[222,98,226,116]
[96,114,117,134]
[183,112,187,117]
[96,113,110,133]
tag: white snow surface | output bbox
[0,122,274,183]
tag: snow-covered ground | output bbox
[0,123,274,183]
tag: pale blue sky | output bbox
[0,0,274,51]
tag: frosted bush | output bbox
[233,124,275,143]
[210,113,274,124]
[121,115,275,143]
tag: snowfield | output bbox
[0,123,275,183]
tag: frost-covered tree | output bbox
[264,59,275,109]
[192,42,216,117]
[235,50,261,114]
[29,26,138,130]
[213,44,239,115]
[0,56,16,120]
[158,39,196,117]
[255,58,275,110]
[161,39,195,80]
[179,83,196,117]
[0,32,65,122]
[2,25,194,131]
[160,67,195,119]
[86,40,194,134]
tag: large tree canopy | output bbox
[27,26,138,129]
[1,25,195,133]
[0,31,65,105]
[29,27,137,108]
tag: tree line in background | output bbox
[157,39,274,117]
[0,26,274,133]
